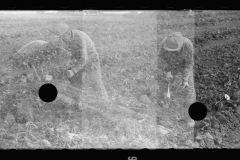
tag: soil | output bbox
[0,11,240,148]
[193,11,240,148]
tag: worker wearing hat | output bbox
[157,32,196,129]
[47,22,110,106]
[17,22,110,106]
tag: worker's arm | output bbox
[71,31,88,74]
[182,38,194,83]
[157,37,172,78]
[17,40,48,55]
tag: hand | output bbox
[104,98,112,107]
[181,81,189,89]
[78,101,83,109]
[102,94,111,106]
[66,70,74,78]
[165,72,173,80]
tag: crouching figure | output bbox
[18,22,110,106]
[157,32,196,129]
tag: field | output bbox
[0,11,240,149]
[163,10,240,148]
[194,11,240,148]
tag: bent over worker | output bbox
[17,22,110,106]
[48,22,110,106]
[157,32,196,129]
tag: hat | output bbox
[49,22,70,37]
[163,32,184,51]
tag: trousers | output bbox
[67,61,109,105]
[156,70,196,120]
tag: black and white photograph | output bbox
[0,10,239,149]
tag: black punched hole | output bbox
[38,83,58,103]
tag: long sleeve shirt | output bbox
[17,38,71,68]
[17,40,48,55]
[17,30,99,74]
[63,30,100,74]
[158,37,194,83]
[17,37,66,55]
